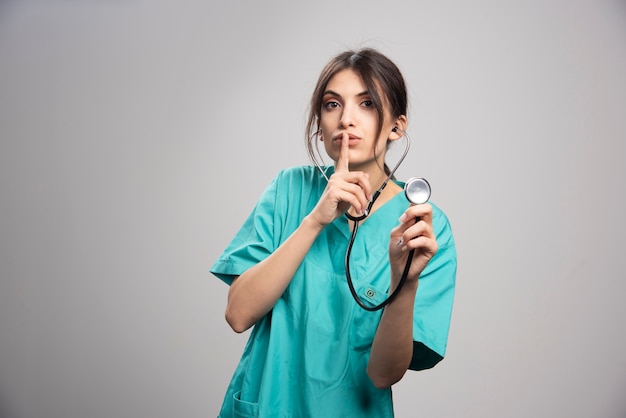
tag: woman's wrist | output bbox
[302,213,328,233]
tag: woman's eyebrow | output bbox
[322,89,369,97]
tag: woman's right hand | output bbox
[308,133,372,227]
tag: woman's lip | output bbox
[333,133,361,142]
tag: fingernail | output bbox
[396,238,404,246]
[398,213,407,222]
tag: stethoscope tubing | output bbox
[343,132,417,311]
[345,219,415,311]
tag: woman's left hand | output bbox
[388,203,438,287]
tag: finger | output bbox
[344,178,370,213]
[393,228,437,258]
[342,172,372,208]
[399,203,433,225]
[335,132,350,174]
[403,219,436,246]
[338,190,368,215]
[326,176,368,214]
[394,204,435,249]
[390,217,414,247]
[403,233,438,255]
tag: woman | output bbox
[210,47,456,417]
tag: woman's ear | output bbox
[389,115,408,141]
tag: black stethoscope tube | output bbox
[344,176,430,311]
[345,217,415,311]
[335,131,431,311]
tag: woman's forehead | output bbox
[325,69,366,92]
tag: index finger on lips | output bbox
[335,132,350,174]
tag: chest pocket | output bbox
[348,281,387,350]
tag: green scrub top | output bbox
[211,166,456,418]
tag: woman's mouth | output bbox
[334,133,361,145]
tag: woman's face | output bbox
[319,68,400,172]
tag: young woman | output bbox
[210,47,456,417]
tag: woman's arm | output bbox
[225,215,324,333]
[367,280,418,388]
[367,204,438,388]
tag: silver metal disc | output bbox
[404,177,431,204]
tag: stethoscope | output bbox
[343,130,432,311]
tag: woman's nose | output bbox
[339,103,356,128]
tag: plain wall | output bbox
[1,1,625,417]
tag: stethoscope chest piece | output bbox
[404,177,431,204]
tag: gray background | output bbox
[1,1,625,417]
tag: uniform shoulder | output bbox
[275,165,329,184]
[278,165,323,177]
[429,201,455,248]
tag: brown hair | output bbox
[305,48,408,175]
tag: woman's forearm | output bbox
[225,215,324,333]
[367,279,418,388]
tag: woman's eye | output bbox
[362,100,373,107]
[324,101,340,109]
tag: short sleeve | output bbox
[210,173,283,286]
[409,206,457,370]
